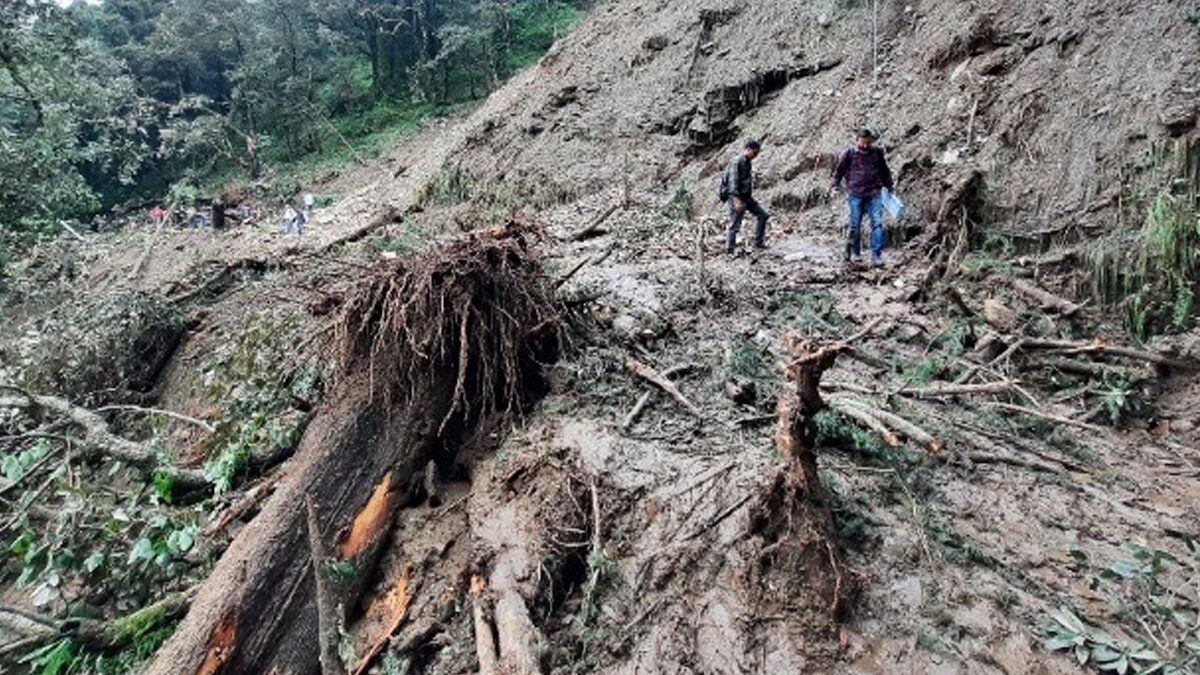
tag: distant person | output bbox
[281,205,300,236]
[831,128,894,267]
[721,139,769,255]
[238,202,257,225]
[211,198,226,230]
[186,209,208,230]
[148,204,166,227]
[301,193,315,227]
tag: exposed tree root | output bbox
[144,222,559,674]
[747,331,862,622]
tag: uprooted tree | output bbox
[143,223,559,674]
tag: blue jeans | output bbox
[727,197,769,252]
[847,193,885,258]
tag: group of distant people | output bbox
[145,193,316,237]
[722,128,898,267]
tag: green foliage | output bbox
[7,291,184,406]
[374,220,430,256]
[815,409,888,457]
[728,339,767,380]
[666,182,695,221]
[1,16,152,242]
[1086,141,1200,340]
[960,233,1017,276]
[1099,378,1148,427]
[422,164,475,207]
[0,0,590,254]
[2,439,51,483]
[902,357,944,385]
[771,290,844,334]
[200,313,319,493]
[1046,542,1200,674]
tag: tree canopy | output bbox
[0,0,588,249]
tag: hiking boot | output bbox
[753,240,768,250]
[871,254,884,268]
[848,253,863,266]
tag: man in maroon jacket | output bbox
[831,129,894,267]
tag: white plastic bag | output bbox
[881,189,905,220]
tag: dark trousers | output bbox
[727,197,769,252]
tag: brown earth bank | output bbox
[2,1,1199,674]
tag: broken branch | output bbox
[998,276,1083,316]
[985,402,1108,434]
[568,203,620,241]
[0,391,208,489]
[625,359,703,418]
[621,363,695,431]
[94,404,215,434]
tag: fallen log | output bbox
[998,276,1083,316]
[826,399,900,448]
[1020,338,1198,371]
[986,402,1108,434]
[144,225,558,675]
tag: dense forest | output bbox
[0,0,588,257]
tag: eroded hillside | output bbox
[1,1,1199,674]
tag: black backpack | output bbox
[718,163,732,203]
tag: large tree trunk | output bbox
[145,373,455,674]
[146,225,557,675]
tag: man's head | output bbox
[744,139,762,159]
[856,128,877,150]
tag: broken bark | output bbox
[470,576,499,675]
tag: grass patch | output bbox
[1086,138,1200,340]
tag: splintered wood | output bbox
[194,612,237,675]
[339,472,396,559]
[353,572,413,675]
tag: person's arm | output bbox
[831,150,850,191]
[732,156,752,196]
[878,149,894,192]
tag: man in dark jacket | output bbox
[831,129,894,267]
[725,139,769,255]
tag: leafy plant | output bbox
[200,314,318,493]
[1047,542,1200,674]
[667,181,694,221]
[728,339,767,380]
[1043,607,1164,674]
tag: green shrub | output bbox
[8,292,184,404]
